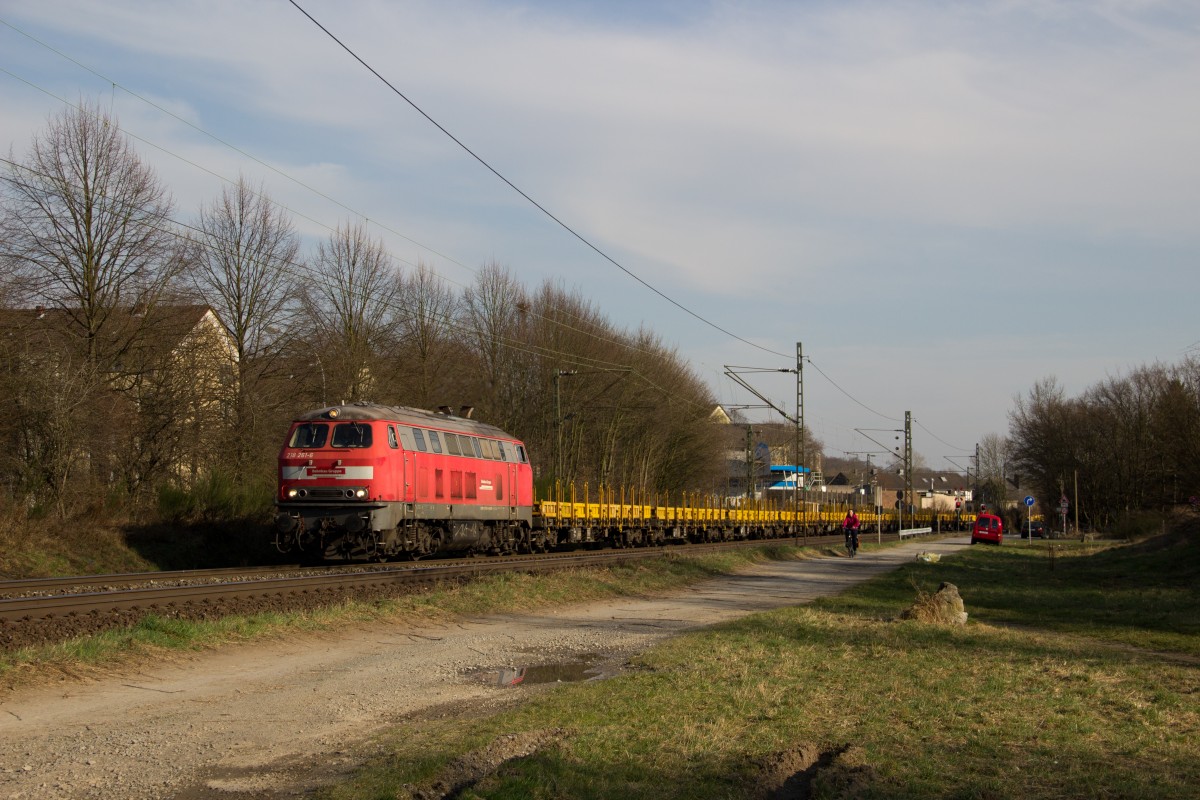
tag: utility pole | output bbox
[723,344,804,535]
[974,442,980,511]
[745,425,757,501]
[904,411,913,516]
[796,341,804,535]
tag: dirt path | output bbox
[0,538,967,799]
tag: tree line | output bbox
[0,102,729,522]
[1007,360,1200,528]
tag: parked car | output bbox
[971,513,1004,545]
[1022,520,1046,539]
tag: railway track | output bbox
[0,531,912,650]
[0,564,308,598]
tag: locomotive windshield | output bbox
[331,422,373,448]
[289,423,328,448]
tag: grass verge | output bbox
[319,528,1200,800]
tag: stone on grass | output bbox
[899,581,968,625]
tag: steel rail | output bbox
[0,565,306,596]
[0,531,910,625]
[0,546,659,597]
[0,549,672,623]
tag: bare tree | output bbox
[0,101,178,367]
[1007,366,1200,528]
[458,261,529,431]
[1154,359,1200,505]
[303,221,400,403]
[187,177,299,477]
[0,328,106,515]
[393,261,459,408]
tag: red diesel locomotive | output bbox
[273,403,537,561]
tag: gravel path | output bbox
[0,538,967,799]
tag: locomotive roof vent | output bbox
[460,405,474,419]
[438,405,453,415]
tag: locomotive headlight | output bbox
[355,488,367,499]
[286,488,299,499]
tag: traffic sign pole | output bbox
[1024,495,1035,541]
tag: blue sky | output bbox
[2,0,1198,470]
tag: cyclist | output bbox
[842,509,861,557]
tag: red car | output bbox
[970,513,1004,545]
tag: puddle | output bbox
[493,656,604,687]
[523,660,603,684]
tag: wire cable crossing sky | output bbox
[1,0,1197,459]
[286,0,789,361]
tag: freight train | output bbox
[273,402,970,563]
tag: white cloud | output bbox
[2,0,1199,448]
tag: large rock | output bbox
[900,581,968,625]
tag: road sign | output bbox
[1024,495,1035,507]
[1059,494,1069,511]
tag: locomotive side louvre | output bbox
[275,403,535,561]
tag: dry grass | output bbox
[321,532,1200,800]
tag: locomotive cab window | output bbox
[497,441,509,461]
[289,423,328,448]
[516,445,528,463]
[388,425,399,449]
[331,422,373,448]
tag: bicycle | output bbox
[843,526,859,557]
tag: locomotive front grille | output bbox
[289,486,368,500]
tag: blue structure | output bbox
[766,465,810,493]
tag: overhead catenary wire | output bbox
[286,0,792,362]
[0,19,948,439]
[0,18,468,277]
[913,417,970,454]
[0,154,712,413]
[0,66,690,380]
[804,359,900,424]
[0,26,685,375]
[2,19,880,426]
